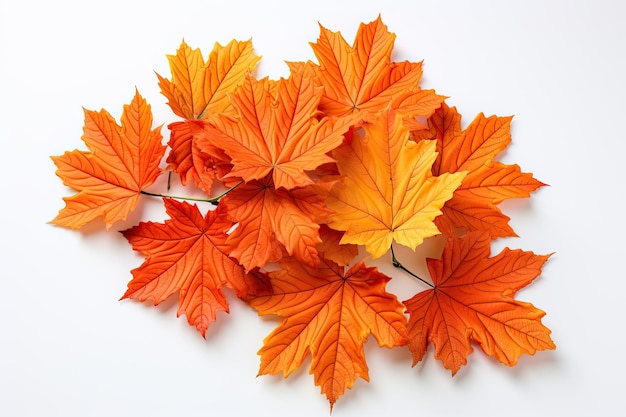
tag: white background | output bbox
[1,1,625,416]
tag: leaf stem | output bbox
[208,181,243,202]
[141,181,243,206]
[391,245,433,288]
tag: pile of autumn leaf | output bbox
[51,17,554,410]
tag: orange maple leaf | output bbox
[412,103,545,238]
[325,109,466,258]
[307,16,444,121]
[121,199,267,337]
[249,256,407,409]
[50,90,165,230]
[196,69,355,190]
[219,176,331,271]
[157,39,260,192]
[404,231,555,375]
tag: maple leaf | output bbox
[121,198,267,337]
[50,90,165,230]
[195,69,356,190]
[158,39,260,120]
[325,109,466,258]
[219,176,331,271]
[249,256,407,409]
[412,103,545,238]
[307,16,444,121]
[157,39,260,192]
[404,231,555,375]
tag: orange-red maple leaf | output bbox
[121,199,266,337]
[325,109,465,258]
[412,103,545,238]
[249,256,407,409]
[404,231,555,375]
[307,16,444,121]
[219,176,331,271]
[50,90,165,230]
[196,69,355,190]
[157,39,260,192]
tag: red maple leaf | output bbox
[121,198,268,337]
[404,231,555,374]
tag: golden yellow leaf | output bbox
[326,110,465,258]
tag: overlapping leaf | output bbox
[219,176,331,271]
[412,103,545,238]
[325,109,466,258]
[50,90,165,230]
[157,39,260,192]
[122,198,267,337]
[249,256,407,409]
[316,225,359,266]
[404,231,555,374]
[195,69,356,190]
[163,120,233,193]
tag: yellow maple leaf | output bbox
[326,110,465,258]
